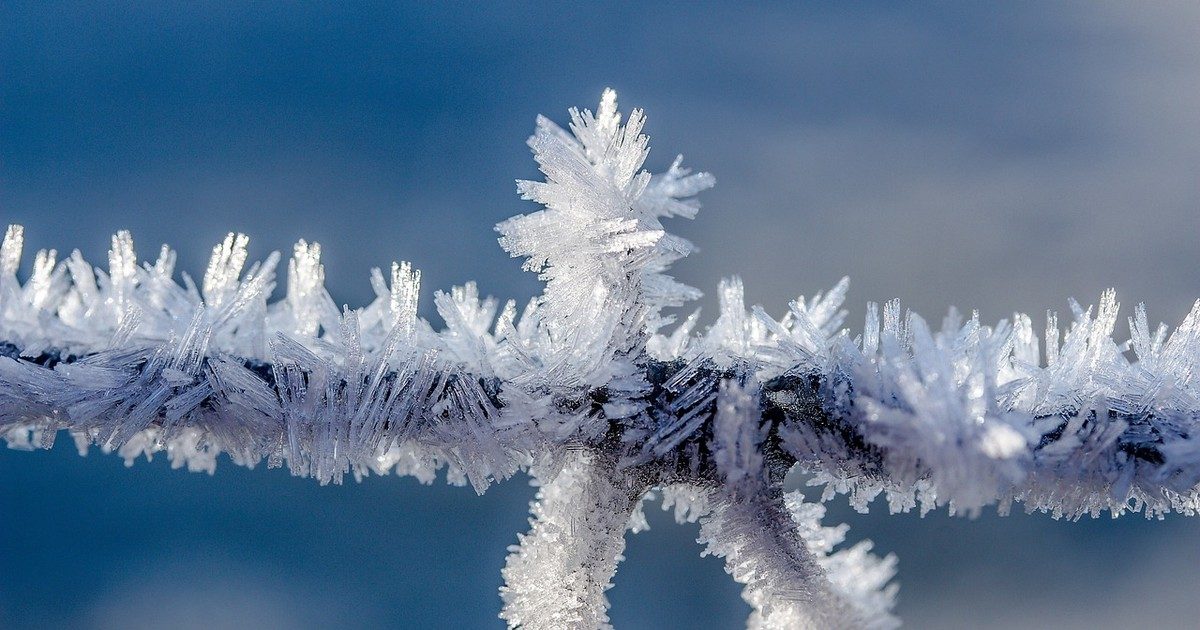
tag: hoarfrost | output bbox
[3,89,1195,627]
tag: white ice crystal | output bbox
[500,451,641,630]
[496,87,713,389]
[4,89,1199,628]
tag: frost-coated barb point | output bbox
[3,89,1198,628]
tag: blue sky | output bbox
[3,2,1200,628]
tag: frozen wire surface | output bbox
[5,91,1200,628]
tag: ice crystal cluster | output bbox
[3,89,1198,628]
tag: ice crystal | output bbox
[3,89,1197,628]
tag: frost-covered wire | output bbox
[3,89,1198,628]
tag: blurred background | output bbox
[3,2,1200,628]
